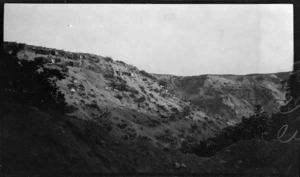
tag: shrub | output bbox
[116,60,126,65]
[128,87,139,95]
[139,70,156,80]
[153,88,160,93]
[110,80,128,92]
[159,79,168,87]
[55,62,66,69]
[161,93,168,98]
[157,104,167,111]
[189,141,216,157]
[87,65,102,73]
[72,53,80,60]
[1,53,67,113]
[4,42,26,56]
[190,124,198,130]
[35,49,51,55]
[66,53,74,59]
[129,93,137,98]
[86,102,99,109]
[77,84,84,91]
[88,92,95,98]
[182,106,191,116]
[184,105,271,157]
[171,107,180,113]
[149,93,155,99]
[115,94,123,100]
[66,61,74,66]
[103,72,115,79]
[57,50,67,57]
[139,85,146,94]
[135,95,146,103]
[104,56,113,63]
[92,58,100,63]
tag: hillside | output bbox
[4,103,297,175]
[154,73,288,124]
[1,41,297,176]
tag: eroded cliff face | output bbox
[155,73,288,124]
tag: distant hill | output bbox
[155,72,289,124]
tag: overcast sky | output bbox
[4,4,293,76]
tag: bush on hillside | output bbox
[157,104,167,112]
[115,94,123,100]
[279,71,300,113]
[171,107,180,114]
[0,53,68,113]
[149,93,156,100]
[142,78,148,82]
[158,79,168,87]
[116,60,126,65]
[128,87,139,95]
[104,56,113,63]
[129,93,137,99]
[182,105,271,157]
[4,42,26,56]
[55,63,68,73]
[86,101,99,109]
[139,86,147,94]
[72,53,80,60]
[110,80,129,92]
[182,106,191,116]
[135,95,146,103]
[139,70,156,80]
[153,88,160,93]
[36,49,52,55]
[66,53,74,59]
[87,65,102,74]
[103,70,115,79]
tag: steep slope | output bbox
[3,42,290,147]
[2,42,296,176]
[1,103,207,173]
[155,73,288,125]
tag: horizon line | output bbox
[4,40,293,77]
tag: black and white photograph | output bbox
[1,3,298,176]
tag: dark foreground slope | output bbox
[2,103,299,176]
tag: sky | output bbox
[4,4,293,76]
